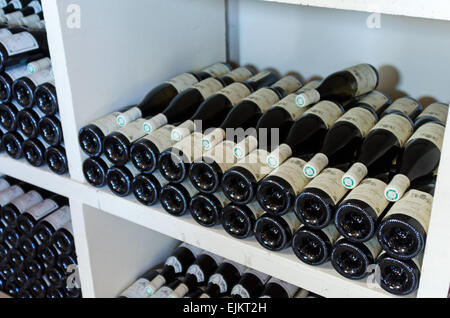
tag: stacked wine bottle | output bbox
[0,7,68,175]
[79,62,448,297]
[120,243,314,299]
[0,175,81,298]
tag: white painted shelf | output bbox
[1,0,448,298]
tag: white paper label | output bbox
[201,63,231,77]
[165,256,182,274]
[116,107,142,127]
[224,67,254,82]
[120,278,150,298]
[273,76,303,94]
[209,274,228,294]
[385,97,420,117]
[172,132,204,164]
[296,89,320,108]
[193,77,224,100]
[306,168,349,205]
[346,64,378,96]
[151,285,174,298]
[218,83,252,106]
[231,284,250,298]
[10,190,43,213]
[203,140,237,174]
[0,32,39,56]
[337,107,377,137]
[385,189,433,231]
[90,112,121,135]
[408,122,445,152]
[269,157,310,195]
[142,114,168,134]
[116,118,147,143]
[342,162,369,189]
[0,178,10,191]
[266,144,293,168]
[171,120,195,142]
[244,88,281,113]
[201,128,226,151]
[362,235,383,259]
[10,0,23,9]
[304,101,343,128]
[27,57,51,74]
[274,94,310,121]
[43,206,71,230]
[0,29,12,39]
[234,149,272,182]
[372,114,414,147]
[233,135,259,159]
[5,64,29,81]
[358,90,390,113]
[26,68,54,87]
[344,178,389,217]
[166,73,199,93]
[417,103,448,125]
[0,185,25,206]
[27,0,42,13]
[140,124,175,152]
[385,174,411,202]
[25,198,59,221]
[186,265,205,283]
[304,153,329,179]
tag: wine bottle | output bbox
[12,67,53,108]
[189,191,230,227]
[376,252,422,296]
[132,171,168,206]
[266,100,345,169]
[200,260,245,298]
[141,66,255,134]
[17,107,45,139]
[2,130,25,159]
[78,105,137,157]
[381,96,422,118]
[46,145,68,175]
[23,259,47,279]
[0,0,41,24]
[384,122,444,202]
[16,194,68,235]
[1,188,46,227]
[36,245,58,268]
[292,223,340,266]
[144,243,201,296]
[56,253,77,274]
[294,168,349,229]
[377,186,434,260]
[254,211,302,251]
[150,279,181,298]
[341,113,415,190]
[18,11,44,28]
[103,118,147,166]
[106,162,140,197]
[0,219,5,242]
[0,101,21,131]
[0,175,18,191]
[27,56,51,74]
[22,136,46,167]
[170,71,279,142]
[17,235,39,259]
[3,226,19,246]
[295,64,379,108]
[28,276,51,298]
[335,179,390,243]
[230,268,270,298]
[331,236,382,280]
[0,62,43,102]
[159,179,199,217]
[38,115,63,146]
[119,269,163,298]
[8,249,26,268]
[4,280,20,297]
[130,125,175,174]
[260,277,299,298]
[169,251,222,298]
[33,205,71,244]
[414,102,448,129]
[256,157,310,216]
[221,200,265,239]
[0,181,33,210]
[45,266,65,288]
[0,0,37,17]
[82,155,112,188]
[200,75,303,151]
[303,104,380,179]
[1,262,15,279]
[116,62,232,127]
[35,79,58,115]
[46,287,65,299]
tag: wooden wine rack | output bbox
[1,0,448,298]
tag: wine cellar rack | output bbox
[1,0,448,298]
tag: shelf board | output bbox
[92,186,413,298]
[260,0,450,21]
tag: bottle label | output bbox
[120,278,150,298]
[243,88,281,113]
[265,277,299,298]
[0,0,6,8]
[151,285,173,298]
[193,78,224,100]
[385,174,411,202]
[152,170,169,188]
[385,97,419,117]
[5,64,29,81]
[201,128,226,151]
[27,0,42,13]
[304,101,343,128]
[358,90,390,113]
[218,83,252,106]
[344,179,389,217]
[26,68,54,87]
[337,107,377,137]
[298,80,321,93]
[142,114,169,134]
[296,89,320,108]
[90,112,121,135]
[417,103,448,125]
[117,118,147,143]
[266,144,293,168]
[171,120,195,142]
[247,71,271,83]
[372,114,414,147]
[282,212,302,234]
[233,136,259,160]
[10,190,43,213]
[166,73,199,93]
[342,162,369,189]
[273,76,303,94]
[385,189,433,231]
[0,29,12,39]
[363,235,383,259]
[43,206,71,230]
[224,67,254,82]
[346,64,378,96]
[201,63,231,77]
[305,168,349,205]
[234,149,272,182]
[322,223,341,244]
[10,0,23,9]
[27,57,52,74]
[274,94,310,121]
[165,256,183,274]
[269,157,310,195]
[181,179,199,197]
[0,32,39,56]
[0,185,25,206]
[303,153,329,179]
[408,122,445,152]
[186,265,205,283]
[0,178,10,192]
[25,198,59,221]
[247,200,266,219]
[203,140,237,174]
[116,107,143,127]
[231,284,250,298]
[209,274,228,294]
[141,124,175,152]
[172,132,204,164]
